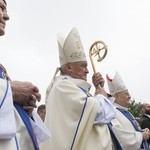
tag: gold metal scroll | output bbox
[89,41,108,89]
[89,41,108,73]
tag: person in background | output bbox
[37,104,46,121]
[140,103,150,147]
[100,71,150,150]
[0,0,50,149]
[93,71,150,150]
[40,27,117,150]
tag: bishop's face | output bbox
[68,61,89,81]
[115,90,131,108]
[0,0,9,36]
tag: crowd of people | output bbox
[0,0,150,149]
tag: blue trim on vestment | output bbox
[107,122,122,150]
[15,136,19,150]
[0,68,39,149]
[70,87,88,150]
[0,68,4,79]
[0,67,9,109]
[0,80,8,109]
[117,108,150,150]
[14,103,39,150]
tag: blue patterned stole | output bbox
[117,108,149,150]
[107,122,122,150]
[14,103,39,150]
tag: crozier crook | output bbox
[89,41,108,88]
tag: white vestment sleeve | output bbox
[0,79,16,139]
[94,94,116,124]
[111,118,143,150]
[30,110,51,144]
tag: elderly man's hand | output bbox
[92,72,105,89]
[10,81,41,108]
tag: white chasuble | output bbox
[40,75,114,150]
[111,104,143,150]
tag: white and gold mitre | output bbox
[57,27,87,66]
[106,71,127,95]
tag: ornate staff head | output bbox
[89,41,108,89]
[89,41,108,73]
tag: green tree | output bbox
[128,99,143,120]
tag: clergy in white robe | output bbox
[0,68,50,150]
[106,71,150,150]
[111,103,144,150]
[41,75,117,150]
[41,27,117,150]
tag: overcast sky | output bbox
[1,0,150,105]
